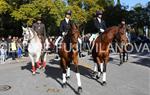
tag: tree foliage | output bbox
[0,0,149,36]
[0,0,11,14]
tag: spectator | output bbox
[0,44,7,64]
[7,35,12,58]
[0,37,7,58]
[11,37,17,60]
[17,38,23,58]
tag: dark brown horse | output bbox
[118,24,134,65]
[58,23,82,93]
[92,24,128,86]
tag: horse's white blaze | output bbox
[100,63,103,72]
[63,73,66,83]
[103,72,106,82]
[76,73,81,87]
[67,67,70,77]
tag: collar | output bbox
[97,17,101,23]
[65,18,69,23]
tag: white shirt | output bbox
[97,17,101,23]
[65,18,69,23]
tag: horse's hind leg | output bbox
[119,52,123,65]
[42,52,47,69]
[29,54,36,75]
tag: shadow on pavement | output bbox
[132,58,150,68]
[21,62,32,73]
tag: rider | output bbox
[54,10,85,60]
[32,17,46,51]
[89,10,106,44]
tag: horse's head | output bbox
[115,24,128,44]
[69,23,80,44]
[22,26,34,47]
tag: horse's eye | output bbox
[23,32,26,35]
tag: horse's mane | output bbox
[105,26,118,32]
[29,27,37,36]
[102,26,118,35]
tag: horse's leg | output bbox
[123,47,126,62]
[29,54,36,75]
[93,63,97,74]
[61,58,67,88]
[96,57,102,79]
[66,60,71,79]
[119,52,123,65]
[126,52,128,61]
[73,55,82,93]
[36,52,41,69]
[42,52,47,69]
[101,59,108,86]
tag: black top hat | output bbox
[36,16,42,20]
[96,10,103,16]
[65,10,72,16]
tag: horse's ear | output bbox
[76,24,79,29]
[71,23,76,30]
[22,26,26,31]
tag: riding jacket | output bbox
[59,18,73,36]
[32,22,46,38]
[93,18,106,33]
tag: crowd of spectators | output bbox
[0,36,27,64]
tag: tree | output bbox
[0,0,11,14]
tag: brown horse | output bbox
[118,24,134,65]
[58,23,82,93]
[92,24,128,86]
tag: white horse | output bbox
[22,26,48,75]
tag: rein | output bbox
[27,28,36,42]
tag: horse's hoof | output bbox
[41,67,45,71]
[96,75,100,79]
[66,76,70,80]
[62,83,67,88]
[92,71,97,75]
[32,72,36,76]
[78,87,82,93]
[88,51,91,55]
[101,81,107,86]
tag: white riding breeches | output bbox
[55,36,63,46]
[89,33,99,44]
[78,38,82,44]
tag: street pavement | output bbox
[0,52,149,95]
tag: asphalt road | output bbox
[0,52,149,95]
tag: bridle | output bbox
[23,27,35,43]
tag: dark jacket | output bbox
[59,19,73,36]
[93,18,106,33]
[32,22,46,38]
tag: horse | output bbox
[118,24,134,65]
[58,23,82,93]
[22,27,48,75]
[92,24,128,86]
